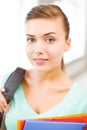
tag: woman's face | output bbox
[25,18,71,72]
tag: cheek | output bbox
[52,51,63,60]
[50,46,64,57]
[49,46,64,65]
[25,45,32,58]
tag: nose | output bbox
[34,40,45,54]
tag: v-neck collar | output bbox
[19,82,78,117]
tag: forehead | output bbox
[25,18,64,35]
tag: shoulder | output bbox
[75,82,87,91]
[71,82,87,98]
[75,83,87,112]
[0,67,26,87]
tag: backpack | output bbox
[0,67,25,128]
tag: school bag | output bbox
[0,67,25,128]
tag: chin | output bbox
[33,66,50,72]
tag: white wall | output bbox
[0,0,21,75]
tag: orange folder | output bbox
[17,120,25,130]
[17,114,87,130]
[38,113,87,122]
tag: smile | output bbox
[33,58,48,64]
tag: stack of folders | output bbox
[23,120,86,130]
[17,114,87,130]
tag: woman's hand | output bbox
[0,87,7,113]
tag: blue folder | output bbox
[23,120,86,130]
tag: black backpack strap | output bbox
[0,67,25,127]
[3,67,25,104]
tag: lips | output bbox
[33,58,48,64]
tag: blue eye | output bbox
[46,38,54,43]
[27,38,36,43]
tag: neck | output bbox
[30,67,64,84]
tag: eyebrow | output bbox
[26,32,57,37]
[26,34,35,37]
[44,32,57,36]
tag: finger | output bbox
[0,92,7,107]
[0,98,8,112]
[0,102,10,113]
[0,88,7,112]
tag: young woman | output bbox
[0,4,87,130]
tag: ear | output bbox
[64,38,71,52]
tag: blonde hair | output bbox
[25,4,70,71]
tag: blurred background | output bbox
[0,0,87,87]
